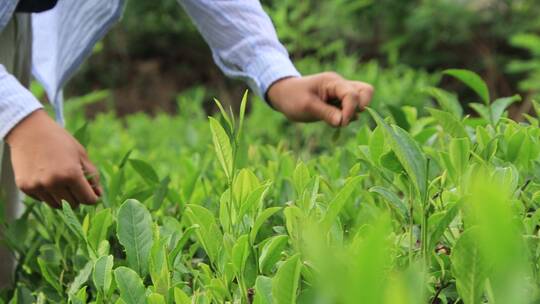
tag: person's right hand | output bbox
[5,109,102,208]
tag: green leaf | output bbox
[451,229,488,304]
[88,208,113,251]
[469,103,490,122]
[173,287,191,304]
[169,225,198,265]
[490,95,521,125]
[510,33,540,55]
[428,203,458,251]
[93,255,114,295]
[61,201,85,240]
[254,276,273,304]
[213,98,233,134]
[449,137,470,179]
[444,69,490,105]
[369,126,385,165]
[422,87,463,118]
[37,257,62,292]
[237,90,249,141]
[387,105,411,131]
[250,207,282,244]
[292,162,311,196]
[152,176,171,211]
[380,150,403,173]
[367,108,428,200]
[232,234,250,275]
[209,117,234,179]
[369,186,408,221]
[272,254,302,304]
[73,123,90,148]
[259,235,289,274]
[427,108,468,138]
[233,169,259,208]
[184,204,223,264]
[68,261,93,296]
[147,293,166,304]
[70,286,88,304]
[116,199,153,276]
[149,241,170,296]
[114,267,146,304]
[129,159,159,184]
[320,176,363,232]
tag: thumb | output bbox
[308,99,343,127]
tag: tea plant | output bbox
[1,70,540,303]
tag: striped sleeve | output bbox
[0,64,43,138]
[178,0,300,99]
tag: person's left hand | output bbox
[266,72,374,127]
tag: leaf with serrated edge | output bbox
[116,199,153,276]
[368,108,427,200]
[114,267,146,304]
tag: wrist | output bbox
[5,109,49,146]
[266,76,298,109]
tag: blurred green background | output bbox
[65,0,540,119]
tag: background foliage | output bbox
[69,0,540,118]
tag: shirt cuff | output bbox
[245,51,301,100]
[0,69,44,139]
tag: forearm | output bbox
[0,64,43,139]
[177,0,300,98]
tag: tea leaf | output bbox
[129,159,159,184]
[68,261,93,296]
[272,254,302,304]
[451,229,487,304]
[254,276,273,304]
[369,186,408,221]
[93,255,114,295]
[117,199,153,276]
[490,95,521,124]
[185,204,223,264]
[209,117,234,179]
[428,108,468,138]
[250,207,282,244]
[88,208,113,251]
[173,287,191,304]
[320,175,363,231]
[114,267,146,304]
[61,201,85,240]
[259,235,289,274]
[232,234,250,275]
[444,69,490,105]
[368,108,427,200]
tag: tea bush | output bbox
[1,69,540,303]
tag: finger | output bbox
[81,158,102,197]
[322,80,362,126]
[353,82,374,110]
[307,99,342,127]
[52,187,79,208]
[340,90,361,126]
[24,189,43,202]
[70,172,99,205]
[40,190,61,208]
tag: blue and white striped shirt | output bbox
[0,0,300,137]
